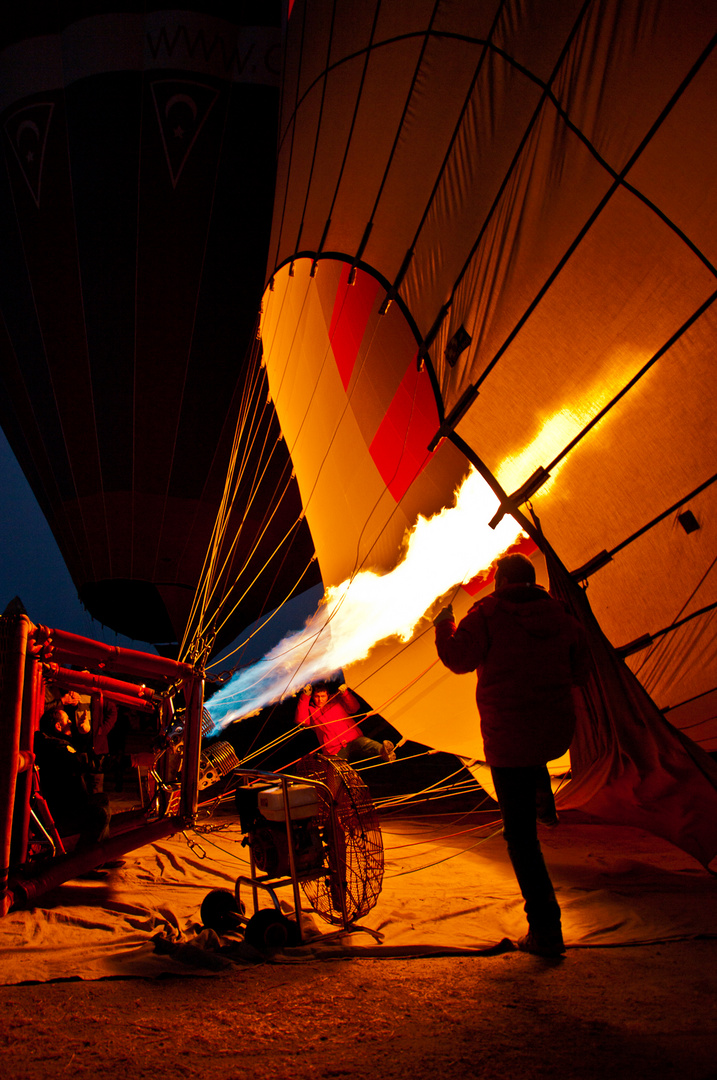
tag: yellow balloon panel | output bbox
[262,259,470,589]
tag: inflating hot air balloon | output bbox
[0,2,320,650]
[2,0,717,871]
[249,0,717,866]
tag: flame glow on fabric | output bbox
[207,467,522,733]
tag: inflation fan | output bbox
[200,755,384,949]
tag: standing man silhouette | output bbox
[434,552,589,956]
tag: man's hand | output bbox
[434,604,454,626]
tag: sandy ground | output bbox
[2,939,717,1080]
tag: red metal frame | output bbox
[0,614,206,915]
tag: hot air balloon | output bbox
[253,0,717,865]
[0,2,320,651]
[2,0,717,870]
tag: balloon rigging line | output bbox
[198,361,277,577]
[374,781,488,812]
[371,762,477,809]
[320,3,383,239]
[182,362,308,658]
[471,63,717,401]
[183,281,319,655]
[180,343,270,654]
[348,753,399,773]
[545,291,717,481]
[186,830,250,867]
[234,726,302,768]
[184,807,503,879]
[233,699,391,770]
[205,554,319,674]
[194,446,297,637]
[375,776,488,808]
[192,339,277,593]
[197,448,295,637]
[214,592,326,674]
[379,805,497,827]
[381,818,502,852]
[359,0,443,239]
[340,589,468,731]
[289,0,338,257]
[259,266,314,414]
[384,826,504,879]
[349,628,461,708]
[389,0,512,289]
[201,501,312,647]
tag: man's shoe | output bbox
[537,811,559,827]
[517,929,565,957]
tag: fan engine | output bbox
[236,782,324,878]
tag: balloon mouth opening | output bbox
[78,579,181,645]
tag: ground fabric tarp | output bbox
[1,812,715,984]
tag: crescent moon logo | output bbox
[4,102,54,208]
[165,94,198,122]
[151,80,219,189]
[15,119,41,146]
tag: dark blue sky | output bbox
[0,427,153,650]
[0,427,323,664]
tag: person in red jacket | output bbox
[295,682,395,762]
[434,551,590,957]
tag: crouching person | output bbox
[34,707,112,851]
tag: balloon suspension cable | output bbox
[385,825,504,880]
[187,428,308,654]
[205,554,319,678]
[181,337,306,662]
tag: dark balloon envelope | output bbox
[0,3,320,647]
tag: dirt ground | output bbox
[2,939,717,1080]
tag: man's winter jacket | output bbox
[435,583,590,767]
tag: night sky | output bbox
[0,427,154,650]
[0,426,323,670]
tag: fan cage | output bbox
[291,754,384,924]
